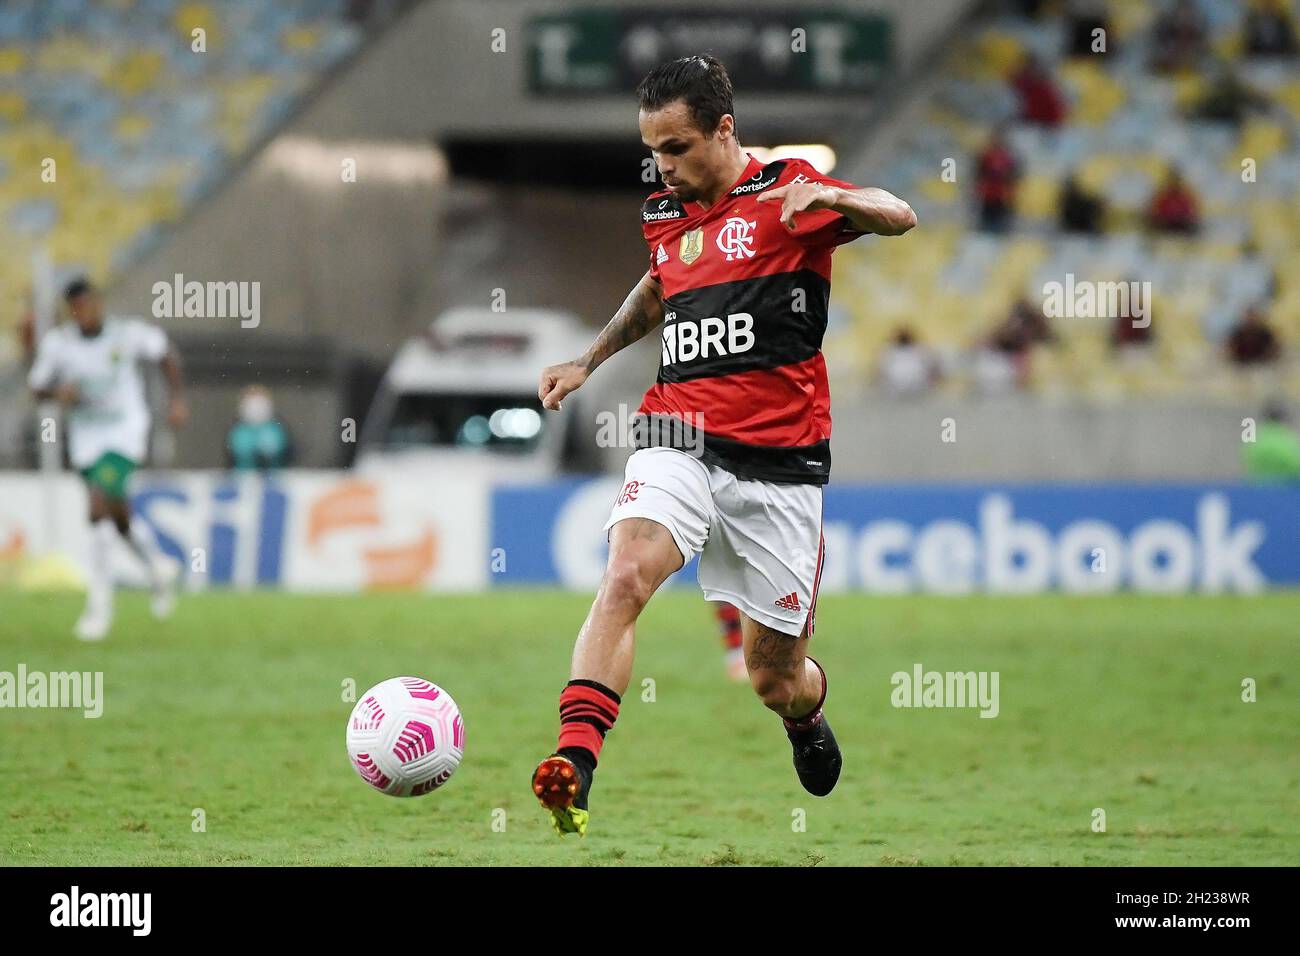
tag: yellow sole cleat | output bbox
[532,755,589,837]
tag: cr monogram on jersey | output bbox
[715,217,756,261]
[639,154,867,484]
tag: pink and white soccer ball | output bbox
[346,677,465,797]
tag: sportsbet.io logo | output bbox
[643,198,685,222]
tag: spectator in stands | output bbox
[1146,165,1200,234]
[1065,0,1112,57]
[974,300,1054,391]
[1009,54,1067,127]
[1192,63,1272,125]
[877,326,940,396]
[1243,0,1298,57]
[1110,285,1155,351]
[1014,0,1050,16]
[975,128,1021,232]
[973,338,1026,393]
[1059,174,1105,233]
[1002,297,1057,350]
[226,385,293,471]
[16,291,36,364]
[1150,0,1209,72]
[1225,305,1281,365]
[1242,402,1300,482]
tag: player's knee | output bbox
[750,670,800,713]
[598,558,655,615]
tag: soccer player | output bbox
[530,56,916,835]
[28,278,188,640]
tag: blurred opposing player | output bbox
[531,56,915,834]
[28,278,188,640]
[714,601,746,680]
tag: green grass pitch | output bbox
[1,590,1296,866]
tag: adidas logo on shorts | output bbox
[774,592,802,612]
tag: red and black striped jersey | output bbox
[637,153,866,485]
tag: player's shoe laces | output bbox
[531,753,591,837]
[785,711,842,796]
[783,657,840,796]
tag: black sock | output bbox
[558,746,596,779]
[556,746,596,809]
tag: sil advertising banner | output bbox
[0,471,488,592]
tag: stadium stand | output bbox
[0,0,368,355]
[830,0,1300,404]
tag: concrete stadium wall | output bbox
[582,345,1270,481]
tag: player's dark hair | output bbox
[64,277,95,302]
[636,55,736,138]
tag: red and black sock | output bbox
[782,657,828,733]
[556,678,621,781]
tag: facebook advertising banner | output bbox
[489,480,1300,593]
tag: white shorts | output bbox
[602,447,825,636]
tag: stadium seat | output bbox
[0,0,361,317]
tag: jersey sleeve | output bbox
[784,159,870,249]
[27,330,61,390]
[127,319,169,361]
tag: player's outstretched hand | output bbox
[538,361,588,411]
[756,181,840,231]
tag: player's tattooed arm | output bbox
[584,270,665,372]
[538,270,663,411]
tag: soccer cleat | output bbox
[786,712,842,797]
[150,555,182,620]
[532,754,591,836]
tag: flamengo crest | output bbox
[716,217,756,261]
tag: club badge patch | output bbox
[679,228,704,265]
